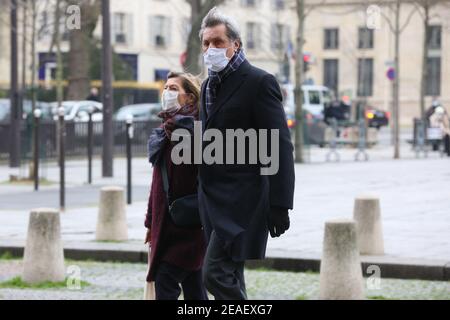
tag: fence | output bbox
[0,120,162,162]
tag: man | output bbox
[429,106,450,156]
[198,8,295,300]
[86,87,100,102]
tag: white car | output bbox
[51,101,103,122]
[281,84,332,120]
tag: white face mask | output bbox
[162,90,181,111]
[203,47,231,72]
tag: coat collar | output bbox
[200,60,251,131]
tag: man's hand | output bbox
[144,228,151,245]
[268,206,290,238]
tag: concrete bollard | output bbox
[319,219,365,300]
[23,208,65,284]
[96,186,128,241]
[353,196,384,255]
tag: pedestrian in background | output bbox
[429,106,450,156]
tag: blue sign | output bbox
[387,67,395,81]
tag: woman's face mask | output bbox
[162,90,181,111]
[203,47,232,72]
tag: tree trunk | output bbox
[420,3,430,121]
[393,0,401,159]
[67,0,101,100]
[22,0,27,93]
[31,0,37,114]
[67,25,91,100]
[184,0,225,75]
[294,0,305,163]
[55,0,63,106]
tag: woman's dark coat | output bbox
[145,122,206,282]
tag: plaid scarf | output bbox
[147,104,199,166]
[205,49,246,118]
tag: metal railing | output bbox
[0,120,162,161]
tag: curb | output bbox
[1,245,448,282]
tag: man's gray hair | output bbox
[199,7,242,48]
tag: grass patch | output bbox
[0,178,55,186]
[368,295,397,300]
[0,276,90,290]
[296,294,309,300]
[0,252,17,260]
[303,270,319,275]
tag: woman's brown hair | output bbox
[167,72,201,108]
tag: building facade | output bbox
[0,0,449,124]
[301,0,450,124]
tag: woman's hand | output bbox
[144,228,151,246]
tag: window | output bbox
[358,27,374,49]
[246,22,261,50]
[150,15,171,47]
[272,0,285,10]
[427,25,441,50]
[324,28,339,50]
[308,91,321,105]
[357,58,373,97]
[155,69,170,82]
[241,0,257,7]
[113,13,133,45]
[271,24,290,51]
[324,59,339,96]
[426,57,441,96]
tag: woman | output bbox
[144,72,207,300]
[430,106,450,156]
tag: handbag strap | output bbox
[159,156,171,205]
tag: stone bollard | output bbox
[23,208,65,284]
[319,219,365,300]
[353,196,384,255]
[96,186,128,241]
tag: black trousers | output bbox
[444,134,450,156]
[202,231,247,300]
[154,262,208,300]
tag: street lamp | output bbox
[58,106,66,211]
[126,114,133,205]
[33,108,42,191]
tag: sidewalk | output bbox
[0,128,449,280]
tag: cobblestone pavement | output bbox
[0,260,449,300]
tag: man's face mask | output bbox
[162,90,181,111]
[203,47,232,72]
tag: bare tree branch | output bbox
[304,0,327,18]
[400,4,419,32]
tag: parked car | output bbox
[115,103,162,144]
[115,103,162,122]
[365,107,389,129]
[50,100,103,122]
[0,99,53,123]
[281,84,332,121]
[281,84,333,146]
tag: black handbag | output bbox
[160,157,201,228]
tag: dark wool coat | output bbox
[145,145,206,282]
[198,60,295,261]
